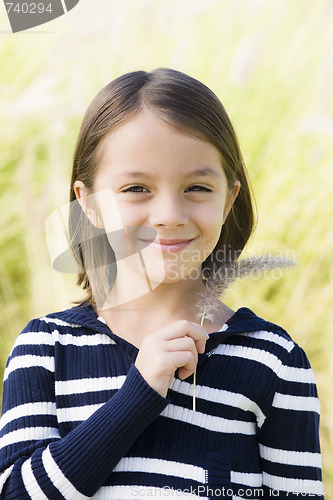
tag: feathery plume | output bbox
[192,255,295,411]
[196,255,295,323]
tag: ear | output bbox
[222,180,241,224]
[73,180,104,228]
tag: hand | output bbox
[135,320,209,398]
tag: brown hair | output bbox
[69,68,256,305]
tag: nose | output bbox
[149,192,188,228]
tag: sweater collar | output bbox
[203,306,289,354]
[47,303,288,354]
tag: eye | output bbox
[186,185,212,192]
[123,185,149,193]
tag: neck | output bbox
[93,257,235,345]
[99,275,204,322]
[95,275,234,347]
[94,268,204,344]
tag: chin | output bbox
[161,263,203,284]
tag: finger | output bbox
[165,336,198,354]
[161,320,209,343]
[168,334,208,355]
[195,339,207,354]
[171,350,197,376]
[178,366,195,380]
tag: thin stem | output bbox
[193,313,206,412]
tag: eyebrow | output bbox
[118,167,220,178]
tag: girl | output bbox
[0,69,323,499]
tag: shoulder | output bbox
[226,307,291,338]
[226,307,294,346]
[2,305,112,387]
[7,304,94,357]
[224,307,295,344]
[207,308,318,408]
[42,303,92,327]
[217,307,314,373]
[20,303,94,333]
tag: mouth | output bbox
[139,237,196,253]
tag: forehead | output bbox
[96,110,225,176]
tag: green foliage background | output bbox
[1,0,332,489]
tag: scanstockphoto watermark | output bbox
[3,0,80,33]
[130,485,328,497]
[165,247,296,282]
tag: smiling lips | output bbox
[140,238,196,252]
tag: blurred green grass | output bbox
[0,0,332,489]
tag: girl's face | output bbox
[76,110,239,287]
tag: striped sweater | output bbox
[0,304,323,499]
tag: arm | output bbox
[0,319,167,499]
[257,343,324,499]
[0,317,208,499]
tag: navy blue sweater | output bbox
[0,305,323,499]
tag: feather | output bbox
[192,255,295,411]
[196,255,295,323]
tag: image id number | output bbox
[5,3,53,14]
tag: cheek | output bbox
[94,189,125,232]
[104,203,156,256]
[99,199,144,233]
[200,203,225,233]
[115,200,146,226]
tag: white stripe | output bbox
[272,393,320,414]
[239,330,295,352]
[263,472,324,495]
[40,316,81,328]
[13,330,114,348]
[0,427,60,449]
[55,375,125,395]
[233,497,260,500]
[214,345,315,383]
[233,498,260,500]
[259,444,322,468]
[57,402,255,433]
[230,471,262,487]
[0,402,57,432]
[42,447,91,500]
[52,330,116,346]
[172,379,266,428]
[14,331,54,347]
[21,457,48,499]
[57,403,103,423]
[0,465,14,493]
[3,355,54,381]
[279,364,316,384]
[92,485,205,499]
[113,456,206,483]
[161,404,256,435]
